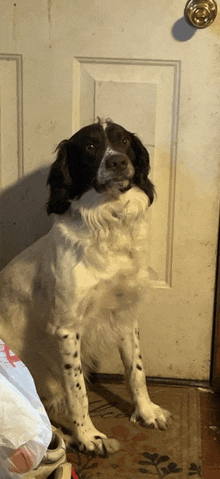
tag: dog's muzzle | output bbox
[105,153,128,174]
[97,149,135,190]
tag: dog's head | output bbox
[47,121,155,215]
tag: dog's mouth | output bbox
[108,178,132,193]
[108,177,130,188]
[94,177,131,194]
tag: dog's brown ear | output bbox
[47,140,73,215]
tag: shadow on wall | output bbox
[0,167,53,270]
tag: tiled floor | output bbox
[200,389,220,478]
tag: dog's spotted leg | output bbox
[56,327,120,455]
[119,321,171,430]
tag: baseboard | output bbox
[89,372,211,389]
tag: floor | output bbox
[200,388,220,478]
[65,380,205,478]
[55,381,220,478]
[47,382,220,479]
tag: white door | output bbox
[0,0,219,380]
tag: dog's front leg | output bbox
[56,327,120,455]
[119,321,171,429]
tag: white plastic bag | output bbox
[0,340,52,478]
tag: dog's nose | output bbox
[106,154,128,172]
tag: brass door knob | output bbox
[184,0,218,28]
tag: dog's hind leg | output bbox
[119,320,172,430]
[55,326,120,456]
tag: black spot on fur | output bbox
[95,435,102,439]
[73,352,78,358]
[135,328,140,340]
[136,414,142,422]
[76,333,80,340]
[64,364,72,369]
[136,364,142,370]
[76,383,79,387]
[62,335,69,339]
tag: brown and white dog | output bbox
[0,121,171,455]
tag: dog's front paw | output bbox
[130,402,172,430]
[72,427,120,456]
[80,436,120,456]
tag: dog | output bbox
[0,120,171,456]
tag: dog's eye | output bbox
[86,143,95,152]
[122,137,129,145]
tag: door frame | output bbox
[211,221,220,391]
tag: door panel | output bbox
[0,0,219,380]
[74,58,180,288]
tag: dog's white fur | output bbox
[0,186,171,455]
